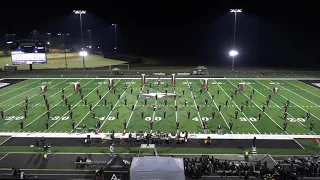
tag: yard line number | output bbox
[145,117,162,121]
[192,117,210,121]
[98,116,115,121]
[239,117,306,122]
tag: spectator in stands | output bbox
[35,137,39,148]
[110,143,115,156]
[76,157,81,168]
[12,167,17,178]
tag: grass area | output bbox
[0,78,320,134]
[0,53,126,70]
[0,145,317,155]
[0,137,9,144]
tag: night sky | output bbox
[1,2,319,69]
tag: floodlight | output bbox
[230,9,242,13]
[79,51,88,57]
[47,42,50,45]
[229,50,238,57]
[89,46,91,48]
[73,10,86,14]
[7,41,13,44]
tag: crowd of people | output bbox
[275,156,320,178]
[184,155,320,179]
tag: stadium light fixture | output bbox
[112,24,117,51]
[73,10,86,14]
[47,42,50,45]
[230,9,242,71]
[79,51,88,57]
[230,9,242,13]
[73,10,86,49]
[7,41,13,44]
[229,50,238,57]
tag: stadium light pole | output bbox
[74,10,86,70]
[46,33,51,52]
[87,30,92,48]
[33,30,37,40]
[230,9,242,71]
[112,24,117,53]
[58,33,70,70]
[73,10,86,49]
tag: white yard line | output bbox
[3,80,68,113]
[271,80,320,107]
[72,80,123,131]
[2,80,70,126]
[256,80,320,121]
[126,86,145,129]
[293,138,305,150]
[241,79,313,134]
[186,79,204,130]
[212,79,261,134]
[49,79,116,131]
[200,80,232,133]
[174,89,178,123]
[96,80,134,132]
[0,80,40,97]
[17,79,96,132]
[0,84,43,105]
[284,80,320,98]
[226,79,286,133]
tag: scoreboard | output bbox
[11,40,47,65]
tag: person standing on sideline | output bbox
[110,143,115,156]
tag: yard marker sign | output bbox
[141,74,146,85]
[40,83,47,93]
[238,83,245,92]
[73,82,81,91]
[203,79,208,89]
[171,74,176,86]
[109,79,114,88]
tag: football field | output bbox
[0,77,320,135]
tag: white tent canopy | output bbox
[130,156,185,180]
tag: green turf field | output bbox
[0,78,320,135]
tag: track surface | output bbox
[2,137,302,149]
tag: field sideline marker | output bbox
[18,79,96,131]
[212,79,261,134]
